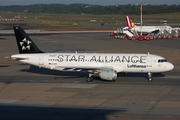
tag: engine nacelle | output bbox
[99,70,117,81]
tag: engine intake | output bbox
[99,70,117,81]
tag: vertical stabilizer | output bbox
[125,16,134,29]
[13,26,43,54]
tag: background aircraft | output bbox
[125,16,172,34]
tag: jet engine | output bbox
[99,70,117,81]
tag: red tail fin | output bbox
[125,16,134,28]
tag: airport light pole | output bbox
[139,4,143,36]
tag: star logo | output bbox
[19,38,31,50]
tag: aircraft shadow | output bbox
[20,65,166,79]
[0,65,10,68]
[0,38,6,40]
[0,104,126,120]
[118,73,165,78]
[21,65,89,78]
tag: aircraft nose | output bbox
[167,62,174,71]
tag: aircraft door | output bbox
[39,55,44,67]
[146,55,152,67]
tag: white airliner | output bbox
[11,27,174,82]
[125,16,172,33]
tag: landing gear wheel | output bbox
[148,77,153,82]
[86,77,93,82]
[148,72,153,82]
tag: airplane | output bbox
[11,26,174,82]
[125,16,172,34]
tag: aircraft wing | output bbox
[51,65,124,72]
[150,29,159,34]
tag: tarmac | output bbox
[0,32,180,120]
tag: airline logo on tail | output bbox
[20,38,32,50]
[125,16,134,28]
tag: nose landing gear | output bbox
[148,72,153,81]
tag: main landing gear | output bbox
[86,77,93,82]
[148,72,153,82]
[86,73,93,82]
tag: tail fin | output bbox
[13,26,43,54]
[125,16,134,29]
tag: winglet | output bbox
[13,26,43,54]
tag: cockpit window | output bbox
[158,59,167,63]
